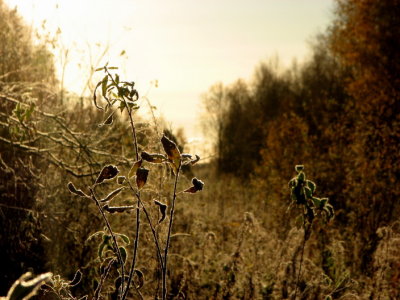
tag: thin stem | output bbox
[104,68,141,299]
[93,258,116,300]
[126,182,164,275]
[294,225,309,300]
[162,162,182,300]
[89,188,125,299]
[122,199,140,300]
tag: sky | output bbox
[5,0,335,155]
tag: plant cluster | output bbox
[64,66,204,300]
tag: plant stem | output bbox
[122,196,140,300]
[89,188,125,299]
[294,225,309,300]
[162,162,181,300]
[93,258,116,300]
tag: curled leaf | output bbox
[6,272,53,300]
[67,182,87,197]
[192,178,204,191]
[191,154,200,165]
[181,154,200,165]
[133,269,144,289]
[99,187,125,203]
[69,270,82,287]
[184,177,204,193]
[295,165,304,172]
[141,151,167,163]
[95,165,119,184]
[103,204,135,214]
[116,233,130,244]
[161,135,181,170]
[154,200,167,223]
[136,167,149,189]
[306,180,316,193]
[128,159,142,178]
[93,82,103,110]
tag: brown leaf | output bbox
[99,187,125,203]
[67,182,87,197]
[183,186,197,194]
[192,178,204,191]
[154,200,167,223]
[136,167,149,189]
[103,113,113,125]
[103,204,135,213]
[183,178,205,194]
[141,151,167,164]
[128,159,142,178]
[95,165,119,184]
[161,135,181,170]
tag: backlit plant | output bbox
[66,65,204,300]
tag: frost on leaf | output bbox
[136,167,149,189]
[184,177,204,193]
[154,200,167,223]
[161,135,181,171]
[95,165,119,184]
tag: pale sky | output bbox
[5,0,335,155]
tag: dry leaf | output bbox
[136,167,149,189]
[128,159,142,178]
[161,135,181,170]
[154,200,167,223]
[95,165,119,184]
[67,182,87,197]
[141,151,167,164]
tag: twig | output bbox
[162,162,182,300]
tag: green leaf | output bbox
[119,246,127,263]
[312,197,321,207]
[306,180,316,193]
[295,165,304,172]
[133,269,144,289]
[297,171,305,182]
[98,242,106,259]
[304,186,312,198]
[320,198,328,208]
[101,75,108,97]
[117,234,130,245]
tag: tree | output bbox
[330,0,400,273]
